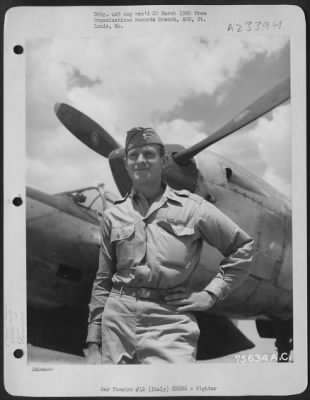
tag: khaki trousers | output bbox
[101,293,200,364]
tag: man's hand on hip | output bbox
[165,288,217,312]
[86,343,102,364]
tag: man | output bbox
[86,127,254,364]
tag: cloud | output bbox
[252,104,291,197]
[156,119,206,145]
[252,104,291,182]
[27,35,289,134]
[26,124,118,194]
[27,147,118,195]
[66,67,102,90]
[262,168,291,198]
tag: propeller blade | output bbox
[54,103,120,158]
[174,77,290,165]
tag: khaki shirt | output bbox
[87,185,254,344]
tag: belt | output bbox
[111,284,169,303]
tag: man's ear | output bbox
[124,156,129,172]
[162,152,169,168]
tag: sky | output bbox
[26,35,291,198]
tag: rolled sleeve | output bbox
[86,213,115,345]
[197,202,254,301]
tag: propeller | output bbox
[173,77,290,165]
[55,77,290,166]
[54,103,120,158]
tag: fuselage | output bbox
[192,151,292,320]
[26,187,101,308]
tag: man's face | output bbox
[126,144,164,186]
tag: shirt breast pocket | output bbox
[110,223,135,270]
[157,220,196,268]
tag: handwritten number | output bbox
[273,20,282,29]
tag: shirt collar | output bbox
[129,184,182,205]
[163,185,183,205]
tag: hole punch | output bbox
[13,197,23,206]
[13,349,24,359]
[13,45,24,55]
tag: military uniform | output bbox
[86,184,254,363]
